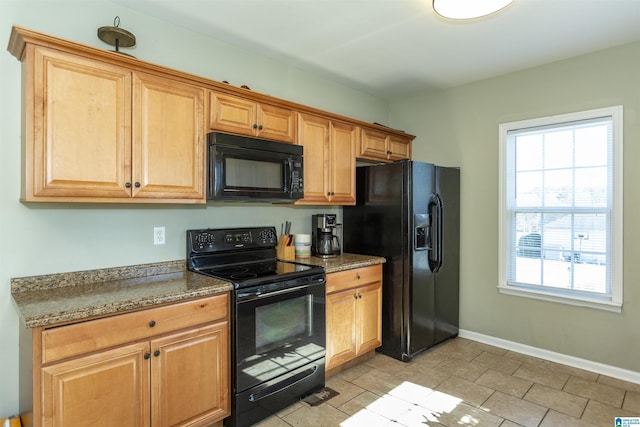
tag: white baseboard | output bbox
[459,329,640,385]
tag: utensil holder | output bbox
[277,235,295,261]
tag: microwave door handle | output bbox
[285,158,293,195]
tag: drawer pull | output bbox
[154,350,160,357]
[356,274,361,280]
[149,320,156,327]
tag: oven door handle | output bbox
[248,365,318,403]
[237,281,324,302]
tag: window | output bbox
[498,106,623,312]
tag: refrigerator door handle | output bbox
[428,194,443,272]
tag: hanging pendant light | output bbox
[433,0,515,20]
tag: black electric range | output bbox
[186,226,326,427]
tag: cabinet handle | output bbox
[125,182,132,188]
[149,320,156,327]
[144,352,151,360]
[356,274,361,280]
[359,294,363,299]
[354,294,358,299]
[253,124,258,129]
[154,350,160,357]
[134,182,141,188]
[258,125,263,130]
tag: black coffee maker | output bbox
[311,214,341,258]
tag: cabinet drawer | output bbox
[42,293,229,364]
[326,264,382,294]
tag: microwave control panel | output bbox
[291,169,302,194]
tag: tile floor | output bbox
[255,337,640,427]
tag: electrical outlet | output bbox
[154,227,165,245]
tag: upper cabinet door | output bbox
[296,113,331,204]
[256,103,297,143]
[132,72,205,200]
[329,121,356,205]
[359,128,388,160]
[29,46,132,199]
[388,135,412,161]
[209,92,257,137]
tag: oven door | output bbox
[234,275,326,393]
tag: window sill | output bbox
[497,284,622,313]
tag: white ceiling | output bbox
[116,0,640,100]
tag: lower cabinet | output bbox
[325,265,382,371]
[35,294,230,427]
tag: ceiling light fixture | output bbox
[433,0,514,20]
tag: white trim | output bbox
[497,284,622,313]
[459,329,640,385]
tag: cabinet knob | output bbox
[258,125,263,130]
[154,350,160,357]
[149,320,156,327]
[356,274,361,280]
[125,182,132,188]
[144,352,151,360]
[134,182,141,188]
[253,124,258,129]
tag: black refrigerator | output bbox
[343,160,460,361]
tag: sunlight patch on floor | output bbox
[340,381,486,426]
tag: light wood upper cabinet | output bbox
[133,72,205,200]
[296,113,356,205]
[9,26,415,205]
[28,46,133,199]
[35,294,230,427]
[23,45,205,203]
[209,92,296,143]
[325,265,383,371]
[359,127,412,162]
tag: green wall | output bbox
[0,0,392,415]
[390,42,640,373]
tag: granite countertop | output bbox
[11,260,233,328]
[11,254,385,329]
[298,253,386,273]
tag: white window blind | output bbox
[498,106,623,311]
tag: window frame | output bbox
[498,106,623,313]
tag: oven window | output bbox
[255,295,311,353]
[225,158,283,190]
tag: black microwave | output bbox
[208,132,304,201]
